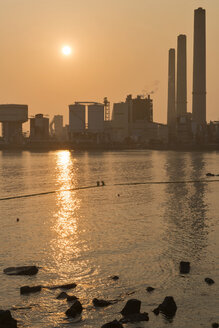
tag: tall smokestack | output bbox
[192,7,206,125]
[176,34,187,117]
[167,48,176,136]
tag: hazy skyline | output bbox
[0,0,218,127]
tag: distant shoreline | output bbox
[0,142,219,152]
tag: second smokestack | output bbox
[176,34,187,118]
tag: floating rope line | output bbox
[0,179,219,201]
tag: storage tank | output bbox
[88,104,104,132]
[69,104,85,132]
[0,104,28,143]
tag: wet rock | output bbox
[206,173,215,177]
[152,307,160,315]
[158,296,177,317]
[65,300,83,318]
[121,299,141,316]
[20,285,42,295]
[205,277,215,285]
[146,286,155,292]
[0,310,17,328]
[93,298,112,307]
[101,320,124,328]
[212,323,219,328]
[49,282,77,290]
[179,261,190,274]
[56,292,69,299]
[119,312,149,323]
[111,275,119,281]
[3,266,38,276]
[67,295,78,302]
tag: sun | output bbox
[62,46,71,56]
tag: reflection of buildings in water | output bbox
[163,152,208,260]
[50,151,81,272]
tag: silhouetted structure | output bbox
[88,104,104,132]
[167,48,176,141]
[192,8,206,125]
[0,104,28,144]
[50,115,64,139]
[30,114,49,140]
[176,34,187,118]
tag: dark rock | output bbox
[3,266,38,276]
[0,310,17,328]
[67,295,78,302]
[65,300,83,317]
[111,275,119,281]
[121,299,141,316]
[50,282,77,290]
[158,296,177,317]
[16,218,19,222]
[20,285,41,295]
[152,307,160,315]
[212,323,219,328]
[56,292,69,299]
[205,277,215,285]
[179,261,190,274]
[93,298,112,307]
[120,312,149,323]
[101,319,124,328]
[146,286,155,292]
[206,173,215,177]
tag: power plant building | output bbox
[50,115,64,139]
[30,114,49,140]
[69,104,85,133]
[0,104,28,143]
[88,104,104,133]
[111,102,129,142]
[192,7,206,125]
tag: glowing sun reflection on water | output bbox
[50,151,81,277]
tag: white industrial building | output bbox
[111,102,129,142]
[0,104,28,143]
[88,104,104,133]
[69,104,86,133]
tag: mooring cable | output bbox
[0,179,219,201]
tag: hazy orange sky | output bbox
[0,0,218,127]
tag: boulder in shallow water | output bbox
[93,298,112,307]
[65,300,83,317]
[158,296,177,317]
[111,275,119,281]
[146,286,155,292]
[0,310,17,328]
[179,261,190,274]
[205,277,215,285]
[212,323,219,328]
[56,292,69,299]
[51,282,77,290]
[20,285,41,295]
[3,266,38,276]
[101,320,124,328]
[119,312,149,323]
[121,299,141,316]
[67,295,78,302]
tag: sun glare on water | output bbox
[62,45,72,56]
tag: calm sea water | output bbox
[0,150,218,328]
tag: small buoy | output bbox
[117,194,120,197]
[16,218,19,222]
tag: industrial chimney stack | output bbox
[192,7,206,125]
[176,34,187,118]
[167,48,176,138]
